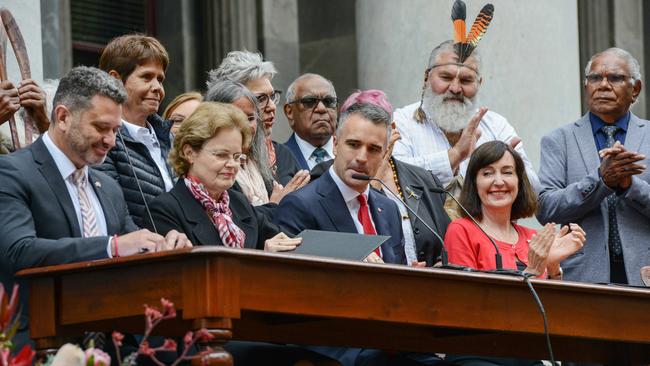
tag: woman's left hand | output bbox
[264,232,302,252]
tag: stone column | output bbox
[261,0,300,143]
[40,0,71,80]
[613,0,645,117]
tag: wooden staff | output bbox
[1,8,35,145]
[0,14,19,150]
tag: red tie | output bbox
[357,193,382,257]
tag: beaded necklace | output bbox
[389,158,404,200]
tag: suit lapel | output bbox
[228,195,257,249]
[89,173,119,233]
[286,134,309,170]
[32,138,81,237]
[317,172,357,232]
[573,114,601,175]
[625,114,646,153]
[173,182,221,246]
[393,160,426,227]
[368,190,390,236]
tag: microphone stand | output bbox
[351,173,467,270]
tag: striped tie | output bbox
[72,169,100,238]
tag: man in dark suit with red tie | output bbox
[275,102,406,265]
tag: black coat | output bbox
[144,180,280,249]
[310,158,450,266]
[272,141,302,185]
[94,114,174,227]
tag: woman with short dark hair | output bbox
[444,141,585,278]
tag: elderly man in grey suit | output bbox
[537,48,649,286]
[0,66,191,350]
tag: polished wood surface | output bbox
[18,247,650,364]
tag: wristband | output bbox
[112,234,119,257]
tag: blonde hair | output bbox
[163,91,203,120]
[169,102,252,176]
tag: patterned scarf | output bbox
[184,175,245,248]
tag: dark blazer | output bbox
[0,137,138,349]
[274,170,406,265]
[283,133,309,170]
[310,159,450,266]
[273,140,302,185]
[144,180,280,249]
[94,114,174,227]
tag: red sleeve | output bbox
[444,219,479,269]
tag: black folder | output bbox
[293,229,390,261]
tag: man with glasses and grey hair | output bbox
[537,47,650,286]
[392,40,538,214]
[283,73,338,170]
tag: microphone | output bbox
[429,187,503,270]
[117,129,158,234]
[352,173,461,269]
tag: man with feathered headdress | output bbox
[392,2,539,215]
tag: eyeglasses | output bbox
[207,150,247,165]
[256,90,282,108]
[288,96,339,110]
[585,73,632,86]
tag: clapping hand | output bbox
[524,223,555,276]
[599,141,646,190]
[270,170,311,203]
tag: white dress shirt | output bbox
[42,132,112,256]
[392,101,540,191]
[122,120,173,191]
[329,166,377,235]
[295,134,334,170]
[385,194,417,264]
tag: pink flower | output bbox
[144,305,163,321]
[0,284,19,331]
[194,328,215,342]
[112,331,124,347]
[84,347,111,366]
[183,331,193,346]
[160,298,176,319]
[162,339,177,351]
[138,341,156,357]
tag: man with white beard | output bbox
[393,40,539,195]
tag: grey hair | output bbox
[336,103,391,146]
[285,73,337,103]
[584,47,642,81]
[427,40,482,71]
[51,66,126,124]
[206,50,277,89]
[203,78,274,188]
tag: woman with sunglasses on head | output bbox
[444,141,586,278]
[207,50,306,187]
[163,91,202,135]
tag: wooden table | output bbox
[18,247,650,364]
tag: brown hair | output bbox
[163,91,203,120]
[169,102,252,177]
[99,34,169,82]
[459,140,537,221]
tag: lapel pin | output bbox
[405,186,420,200]
[377,207,383,213]
[94,181,102,188]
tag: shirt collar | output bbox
[295,134,334,158]
[589,111,630,135]
[122,119,155,138]
[42,132,88,181]
[328,165,370,204]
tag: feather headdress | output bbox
[451,0,494,63]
